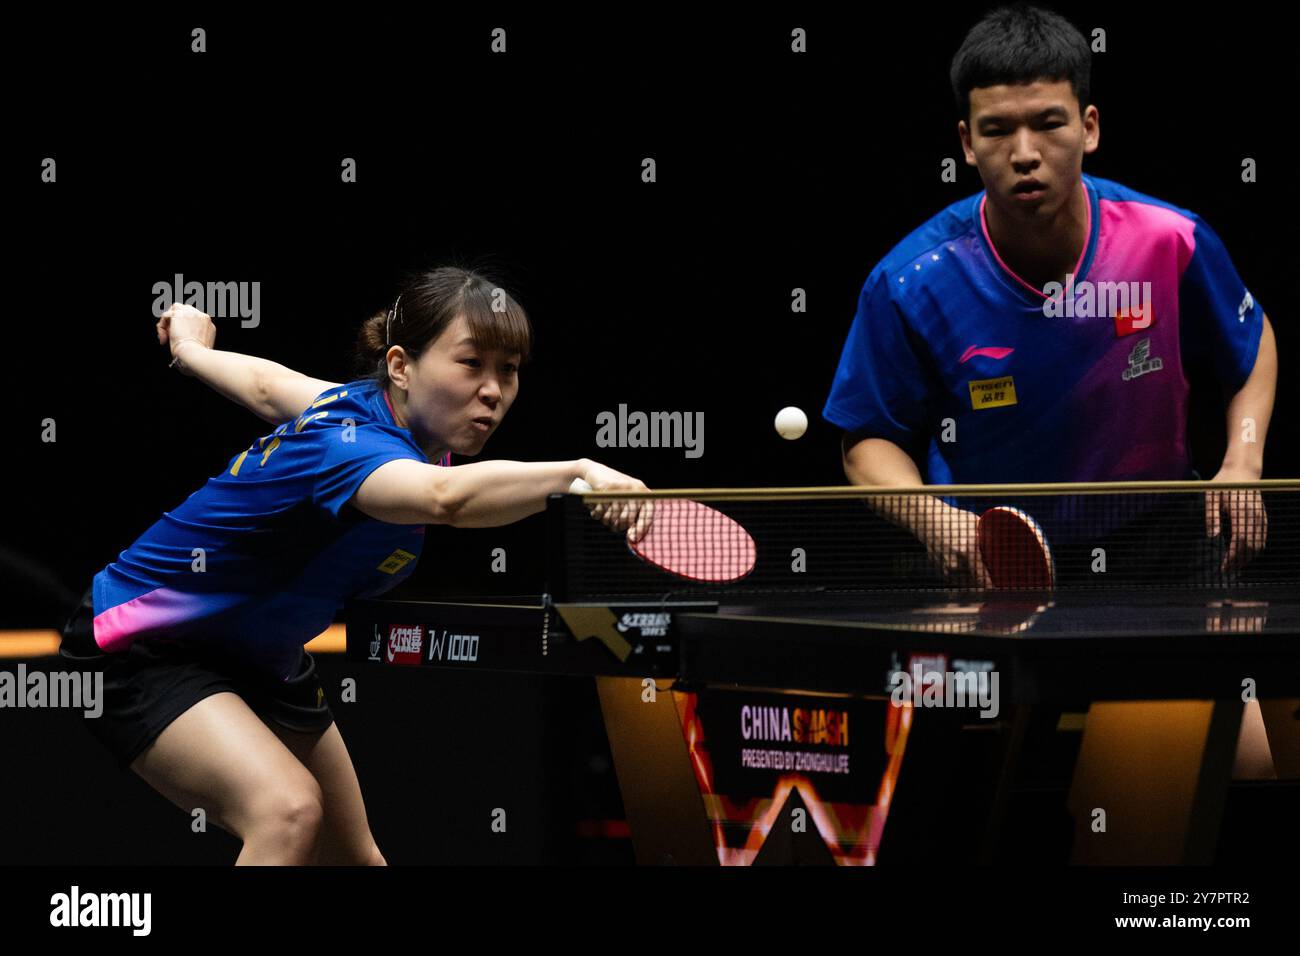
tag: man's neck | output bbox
[984,179,1088,291]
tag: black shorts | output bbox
[59,588,334,770]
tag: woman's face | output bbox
[398,315,521,456]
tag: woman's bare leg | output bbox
[129,692,324,864]
[264,721,386,865]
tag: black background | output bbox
[2,6,1296,870]
[6,6,1295,623]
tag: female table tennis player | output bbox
[60,266,647,864]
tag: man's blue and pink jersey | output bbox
[92,379,446,678]
[824,174,1264,487]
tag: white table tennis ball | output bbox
[774,406,808,440]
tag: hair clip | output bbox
[385,295,402,346]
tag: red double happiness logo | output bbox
[386,624,424,665]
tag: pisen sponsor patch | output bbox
[968,376,1018,409]
[377,549,417,574]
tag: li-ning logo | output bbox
[151,274,261,328]
[1122,338,1164,381]
[616,612,671,637]
[958,345,1014,364]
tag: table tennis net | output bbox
[549,484,1300,602]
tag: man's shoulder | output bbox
[876,190,983,275]
[853,190,985,310]
[1087,174,1203,227]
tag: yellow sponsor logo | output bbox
[968,376,1018,409]
[294,411,329,433]
[377,549,417,575]
[311,390,348,409]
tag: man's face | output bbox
[958,79,1099,221]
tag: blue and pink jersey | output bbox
[93,379,445,677]
[824,174,1264,487]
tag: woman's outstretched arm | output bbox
[158,302,342,424]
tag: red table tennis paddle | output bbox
[977,506,1055,590]
[570,479,756,583]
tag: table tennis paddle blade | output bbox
[570,479,756,583]
[977,506,1055,590]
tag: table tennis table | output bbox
[345,483,1300,865]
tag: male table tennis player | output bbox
[825,5,1276,588]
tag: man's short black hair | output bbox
[950,4,1092,123]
